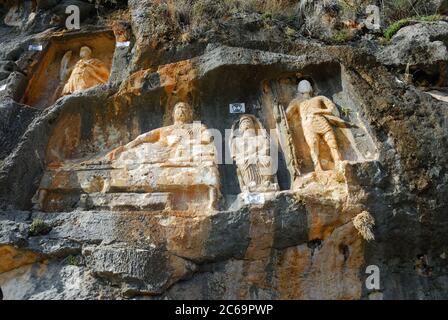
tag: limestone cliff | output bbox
[0,0,447,300]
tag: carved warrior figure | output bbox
[286,80,351,172]
[230,115,279,193]
[60,46,110,96]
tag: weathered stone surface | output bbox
[0,184,371,299]
[377,21,448,67]
[0,245,39,274]
[0,211,30,244]
[83,244,196,296]
[0,1,447,301]
[0,262,119,300]
[163,222,364,300]
[0,99,39,161]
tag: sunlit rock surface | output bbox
[0,1,447,300]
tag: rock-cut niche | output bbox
[261,62,378,183]
[21,30,115,109]
[33,58,378,213]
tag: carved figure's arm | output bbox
[230,139,236,161]
[85,59,110,83]
[258,138,272,167]
[200,126,214,144]
[107,129,161,160]
[315,96,337,115]
[126,129,161,149]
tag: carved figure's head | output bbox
[298,80,313,97]
[239,115,255,132]
[79,46,92,59]
[173,102,193,124]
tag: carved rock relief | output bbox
[34,53,378,215]
[22,30,115,109]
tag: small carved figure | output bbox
[60,46,110,96]
[230,115,279,193]
[286,80,352,172]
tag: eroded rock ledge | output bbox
[1,1,448,301]
[0,160,376,299]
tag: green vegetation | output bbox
[155,2,169,16]
[332,29,352,43]
[261,11,273,20]
[384,15,446,40]
[67,255,79,266]
[285,26,297,38]
[29,219,51,236]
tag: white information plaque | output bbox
[229,103,245,114]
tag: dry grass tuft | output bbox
[134,0,302,44]
[353,211,375,241]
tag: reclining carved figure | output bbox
[35,102,220,212]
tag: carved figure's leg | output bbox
[323,130,342,166]
[247,164,261,190]
[304,130,322,172]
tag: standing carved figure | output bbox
[230,115,279,193]
[60,46,110,96]
[286,80,350,172]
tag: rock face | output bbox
[377,21,448,67]
[0,1,447,300]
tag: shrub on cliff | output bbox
[29,219,51,236]
[383,14,446,40]
[382,0,443,24]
